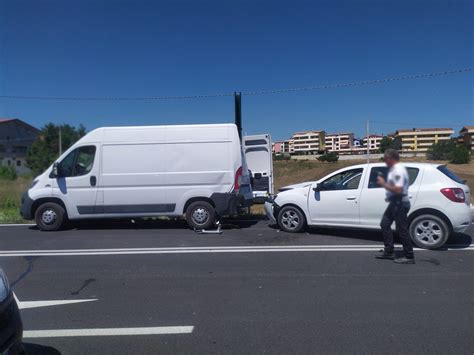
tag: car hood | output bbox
[278,181,314,192]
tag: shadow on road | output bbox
[23,343,61,354]
[27,217,262,231]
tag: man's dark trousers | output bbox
[380,198,414,258]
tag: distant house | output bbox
[325,132,354,153]
[0,118,40,174]
[395,128,454,152]
[460,126,474,153]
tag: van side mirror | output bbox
[51,162,59,178]
[312,183,322,192]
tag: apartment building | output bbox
[460,126,474,152]
[290,130,325,155]
[0,118,40,174]
[325,132,354,153]
[362,135,383,152]
[395,128,454,152]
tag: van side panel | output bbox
[165,125,239,214]
[97,124,240,217]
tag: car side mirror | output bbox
[312,183,322,192]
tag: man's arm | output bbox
[377,176,403,194]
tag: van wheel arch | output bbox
[32,198,69,219]
[183,197,215,215]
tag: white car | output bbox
[265,163,472,249]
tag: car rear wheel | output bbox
[409,214,450,249]
[277,205,306,233]
[35,202,66,231]
[185,201,216,230]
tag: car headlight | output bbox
[0,269,11,303]
[29,179,39,189]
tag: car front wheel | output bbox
[277,205,306,233]
[409,214,450,249]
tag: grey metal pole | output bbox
[234,92,242,140]
[59,126,62,156]
[366,120,370,164]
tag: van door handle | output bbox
[90,176,97,186]
[346,197,356,200]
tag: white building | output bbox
[362,135,383,152]
[325,132,354,153]
[290,130,325,155]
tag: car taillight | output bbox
[440,188,465,203]
[234,166,243,192]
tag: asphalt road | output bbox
[1,220,473,354]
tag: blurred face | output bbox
[383,155,396,167]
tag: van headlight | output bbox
[0,269,10,303]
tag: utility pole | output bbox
[234,92,242,140]
[58,126,62,156]
[366,119,370,164]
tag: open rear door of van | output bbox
[243,134,273,202]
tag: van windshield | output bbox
[437,165,465,185]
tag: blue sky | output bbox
[0,0,472,140]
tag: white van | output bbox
[20,123,269,231]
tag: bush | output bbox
[318,152,339,162]
[426,140,456,160]
[449,146,471,164]
[273,154,290,161]
[0,166,17,180]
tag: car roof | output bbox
[346,162,440,169]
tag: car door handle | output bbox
[90,176,97,186]
[346,197,356,200]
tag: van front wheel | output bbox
[186,201,216,230]
[35,202,66,231]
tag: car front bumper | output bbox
[264,201,277,224]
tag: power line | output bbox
[0,67,472,101]
[371,120,469,127]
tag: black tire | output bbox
[185,201,216,230]
[35,202,66,231]
[409,214,450,249]
[277,205,306,233]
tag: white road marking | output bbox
[1,244,473,256]
[23,326,194,338]
[0,223,36,227]
[13,292,98,309]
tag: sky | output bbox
[0,0,472,141]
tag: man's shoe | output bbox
[375,249,394,260]
[394,257,415,264]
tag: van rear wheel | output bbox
[186,201,216,230]
[35,202,66,231]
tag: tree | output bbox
[27,123,87,174]
[426,140,456,160]
[449,146,471,164]
[318,152,339,162]
[379,136,401,153]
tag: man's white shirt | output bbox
[386,163,409,201]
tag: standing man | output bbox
[375,149,415,264]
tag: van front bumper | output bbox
[19,192,34,220]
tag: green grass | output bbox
[1,158,472,223]
[0,177,31,223]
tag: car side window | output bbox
[368,167,419,188]
[59,146,96,177]
[320,168,363,191]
